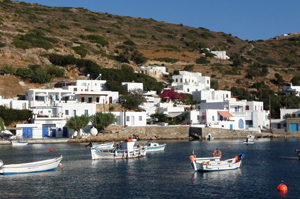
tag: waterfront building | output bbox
[283,83,300,97]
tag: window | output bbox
[246,106,249,110]
[96,97,99,103]
[65,110,69,115]
[82,83,86,86]
[207,80,209,84]
[255,106,257,110]
[226,94,228,98]
[73,110,76,116]
[212,116,214,121]
[139,116,142,121]
[180,78,182,83]
[176,79,178,82]
[85,110,88,116]
[235,107,238,112]
[187,89,189,92]
[81,97,85,102]
[197,115,199,120]
[127,116,130,122]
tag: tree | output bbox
[66,115,90,138]
[91,112,117,131]
[283,114,292,119]
[150,113,169,123]
[275,73,284,85]
[0,117,5,132]
[121,89,146,110]
[211,80,219,90]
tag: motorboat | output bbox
[91,138,146,160]
[0,155,63,175]
[244,135,255,144]
[190,148,222,172]
[11,140,28,146]
[137,141,166,152]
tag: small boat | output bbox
[205,133,214,140]
[85,142,114,149]
[91,138,146,160]
[11,140,28,146]
[139,141,166,152]
[190,148,222,172]
[0,155,63,175]
[244,135,255,144]
[191,150,244,172]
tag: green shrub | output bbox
[72,46,88,57]
[155,58,178,63]
[130,34,146,39]
[196,57,210,64]
[84,26,97,32]
[86,35,108,46]
[123,39,135,46]
[16,29,25,33]
[1,65,15,74]
[46,65,65,77]
[59,24,70,29]
[0,42,5,48]
[16,68,33,79]
[0,106,32,126]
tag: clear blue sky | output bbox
[21,0,300,41]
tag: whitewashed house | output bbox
[211,50,230,60]
[171,71,210,94]
[112,111,147,127]
[192,89,231,103]
[0,96,29,110]
[283,83,300,97]
[122,82,143,91]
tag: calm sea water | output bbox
[0,138,299,199]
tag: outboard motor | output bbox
[85,142,93,147]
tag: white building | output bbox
[171,71,210,94]
[122,82,143,92]
[192,89,231,102]
[211,50,230,60]
[140,66,169,75]
[283,83,300,97]
[112,111,147,127]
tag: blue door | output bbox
[230,124,233,130]
[22,127,32,139]
[42,124,56,137]
[238,119,244,129]
[63,127,69,138]
[290,123,298,132]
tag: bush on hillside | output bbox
[0,106,32,126]
[1,65,15,75]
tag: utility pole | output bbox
[124,99,126,128]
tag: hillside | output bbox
[1,0,300,99]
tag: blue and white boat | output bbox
[144,141,166,152]
[11,140,28,146]
[0,155,63,175]
[244,135,255,144]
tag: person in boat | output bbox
[296,149,300,160]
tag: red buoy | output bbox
[49,149,54,152]
[277,183,288,192]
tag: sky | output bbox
[20,0,300,41]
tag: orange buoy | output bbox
[58,153,60,155]
[49,149,54,152]
[277,182,288,192]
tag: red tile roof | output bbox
[218,111,234,118]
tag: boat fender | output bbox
[213,150,222,158]
[189,155,196,163]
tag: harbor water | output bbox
[0,138,299,198]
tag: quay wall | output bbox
[189,127,260,139]
[69,126,190,143]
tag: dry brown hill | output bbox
[0,1,300,98]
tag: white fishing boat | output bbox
[190,148,222,172]
[85,142,114,148]
[11,140,28,146]
[137,141,166,152]
[0,155,63,175]
[91,138,146,160]
[244,135,255,144]
[190,150,244,172]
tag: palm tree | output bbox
[66,115,90,138]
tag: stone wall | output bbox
[190,127,260,139]
[69,125,190,142]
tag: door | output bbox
[290,123,298,132]
[42,124,56,137]
[63,127,69,137]
[230,124,233,130]
[131,116,135,125]
[22,127,32,139]
[238,119,244,129]
[109,97,112,104]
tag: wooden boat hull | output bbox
[0,155,63,175]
